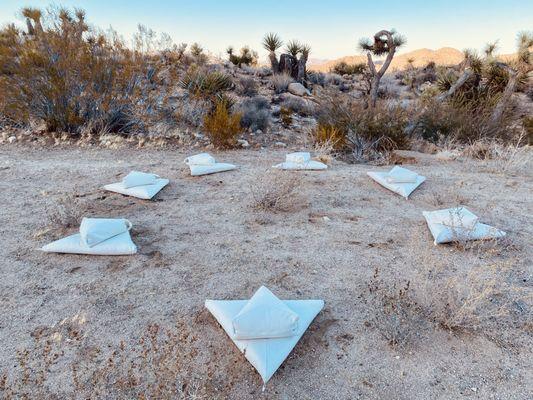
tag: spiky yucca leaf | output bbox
[358,30,405,56]
[300,44,311,58]
[286,40,301,57]
[262,33,283,52]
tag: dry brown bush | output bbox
[0,7,174,136]
[203,99,243,149]
[249,171,306,212]
[46,193,87,232]
[313,91,410,162]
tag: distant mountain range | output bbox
[308,47,466,72]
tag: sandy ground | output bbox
[0,144,531,399]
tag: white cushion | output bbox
[185,153,216,166]
[122,171,159,189]
[232,286,299,340]
[104,178,169,200]
[41,231,137,255]
[285,152,311,164]
[188,163,236,176]
[386,166,418,183]
[273,160,327,171]
[367,170,425,199]
[423,209,506,245]
[425,207,478,229]
[205,289,324,383]
[79,218,132,248]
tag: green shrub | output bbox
[179,67,233,100]
[227,46,258,67]
[332,61,367,75]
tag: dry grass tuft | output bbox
[46,193,88,232]
[364,268,426,350]
[249,171,306,212]
[0,318,222,399]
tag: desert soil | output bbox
[0,144,531,399]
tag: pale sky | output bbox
[1,0,531,60]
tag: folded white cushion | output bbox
[232,286,299,340]
[185,153,216,166]
[79,218,132,248]
[423,209,506,245]
[426,207,478,229]
[285,152,311,164]
[41,231,137,255]
[386,166,418,183]
[184,153,236,176]
[273,152,327,171]
[205,288,324,383]
[104,178,169,200]
[367,170,425,199]
[122,171,159,188]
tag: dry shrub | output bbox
[203,99,242,149]
[279,107,293,126]
[365,268,426,350]
[249,171,305,212]
[314,91,409,162]
[0,7,165,135]
[237,96,270,132]
[0,318,221,399]
[412,95,519,144]
[270,73,293,94]
[235,76,258,97]
[46,194,87,232]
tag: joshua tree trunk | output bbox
[297,54,308,83]
[489,63,518,126]
[366,30,398,108]
[436,69,474,102]
[268,51,279,74]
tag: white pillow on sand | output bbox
[185,153,236,176]
[80,218,131,247]
[273,152,327,170]
[104,178,169,200]
[425,207,478,229]
[367,167,425,199]
[41,218,137,255]
[232,286,299,340]
[423,208,506,245]
[205,286,324,384]
[122,171,159,188]
[386,166,418,183]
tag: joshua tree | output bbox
[262,33,283,73]
[359,29,406,107]
[21,7,43,35]
[297,44,311,83]
[489,31,533,125]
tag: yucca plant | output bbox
[285,40,301,58]
[262,33,283,73]
[358,29,406,107]
[179,68,233,100]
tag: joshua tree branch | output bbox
[436,69,474,102]
[490,62,518,126]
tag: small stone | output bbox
[8,136,16,143]
[323,216,331,222]
[288,82,310,97]
[275,141,287,147]
[237,139,250,148]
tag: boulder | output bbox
[288,82,310,97]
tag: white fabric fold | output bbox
[104,178,169,200]
[367,170,425,199]
[232,286,299,340]
[184,153,236,176]
[427,207,478,229]
[79,218,132,248]
[122,171,159,188]
[423,208,506,245]
[205,287,324,383]
[385,166,418,183]
[285,152,311,164]
[273,152,327,170]
[185,153,216,166]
